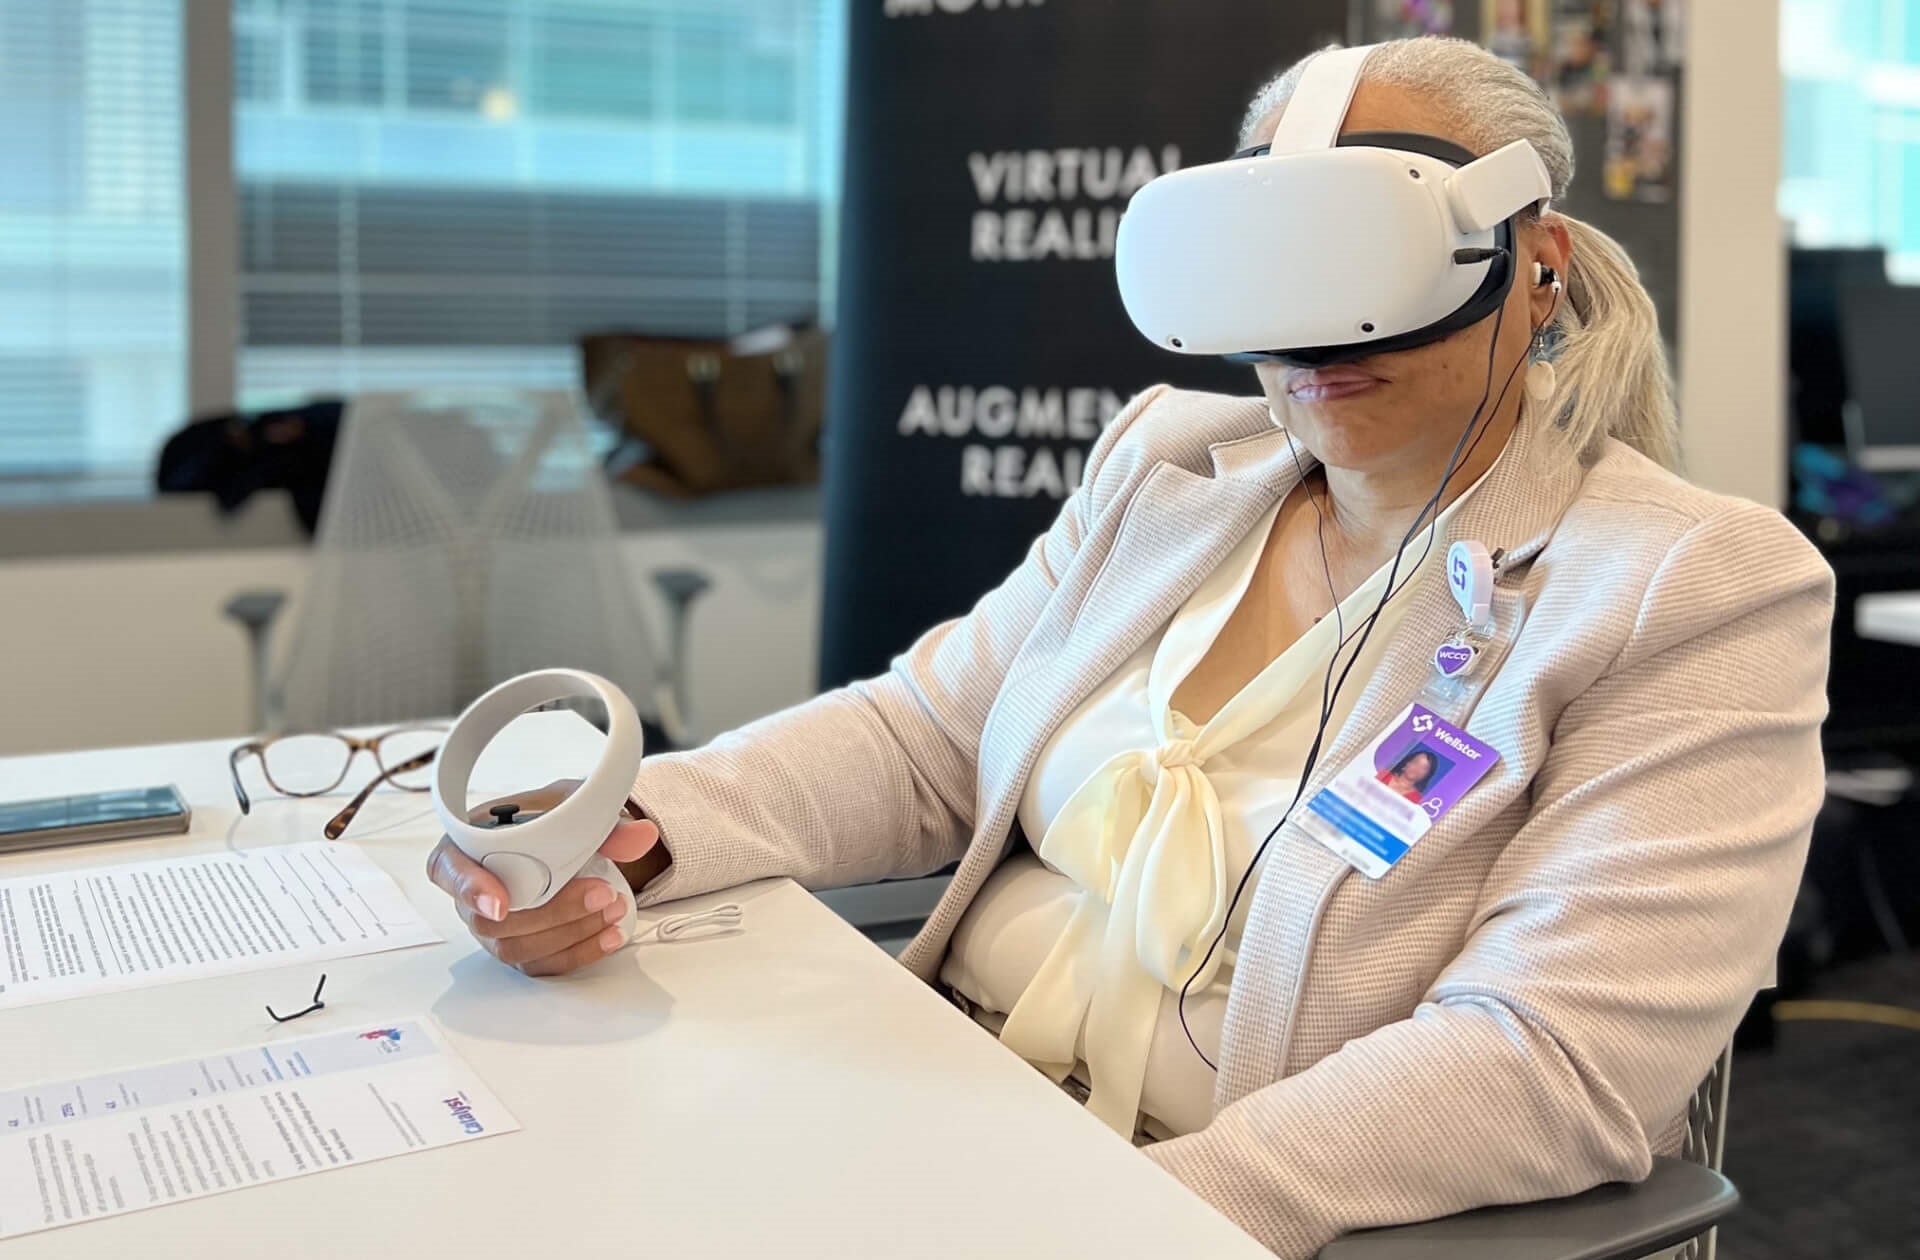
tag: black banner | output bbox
[819,0,1351,688]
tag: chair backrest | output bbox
[1672,1043,1734,1260]
[1681,1042,1733,1171]
[274,389,661,732]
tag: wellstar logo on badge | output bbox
[444,1092,485,1135]
[359,1027,406,1054]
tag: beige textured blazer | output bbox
[632,386,1834,1258]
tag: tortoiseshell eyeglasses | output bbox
[229,726,446,840]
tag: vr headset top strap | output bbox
[1266,44,1377,156]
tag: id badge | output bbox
[1299,703,1502,879]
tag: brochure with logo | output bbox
[0,1018,516,1239]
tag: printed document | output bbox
[0,842,439,1009]
[0,1018,515,1238]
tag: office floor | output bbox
[1720,953,1920,1259]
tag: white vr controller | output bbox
[432,669,645,929]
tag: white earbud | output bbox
[1524,262,1563,415]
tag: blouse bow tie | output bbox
[998,709,1235,1133]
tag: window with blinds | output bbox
[1782,0,1920,280]
[0,0,185,479]
[233,0,842,406]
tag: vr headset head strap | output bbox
[1266,44,1377,156]
[1449,139,1554,231]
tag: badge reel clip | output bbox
[1433,540,1497,684]
[432,670,743,951]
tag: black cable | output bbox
[1284,432,1347,749]
[1306,261,1551,645]
[1309,274,1550,657]
[1175,296,1516,1071]
[1369,326,1534,615]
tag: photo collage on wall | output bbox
[1607,0,1682,202]
[1477,0,1682,202]
[1374,0,1455,37]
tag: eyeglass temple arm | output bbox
[324,748,438,841]
[229,743,262,814]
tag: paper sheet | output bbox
[0,841,440,1010]
[0,1018,516,1239]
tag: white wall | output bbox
[1679,0,1787,506]
[0,522,822,758]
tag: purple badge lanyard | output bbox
[1416,541,1528,728]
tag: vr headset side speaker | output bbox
[1114,45,1553,368]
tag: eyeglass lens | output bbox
[259,734,357,796]
[375,728,443,791]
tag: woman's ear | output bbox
[1529,216,1574,328]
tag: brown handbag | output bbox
[581,325,826,497]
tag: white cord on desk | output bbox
[638,903,743,944]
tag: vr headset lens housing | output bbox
[1113,45,1553,368]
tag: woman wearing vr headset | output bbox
[429,36,1831,1259]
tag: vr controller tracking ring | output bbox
[431,669,645,913]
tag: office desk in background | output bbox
[1855,590,1920,647]
[0,713,1267,1259]
[1803,524,1920,757]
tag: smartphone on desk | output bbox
[0,786,191,856]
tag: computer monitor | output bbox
[1789,246,1889,448]
[1838,282,1920,470]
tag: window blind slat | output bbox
[0,0,185,476]
[236,0,835,405]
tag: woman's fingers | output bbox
[426,836,510,922]
[468,898,624,969]
[462,876,622,940]
[439,872,629,975]
[518,923,630,977]
[599,819,660,863]
[428,785,643,977]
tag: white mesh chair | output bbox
[262,389,696,740]
[1318,1045,1738,1260]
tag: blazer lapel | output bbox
[975,441,1295,823]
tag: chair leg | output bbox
[649,568,712,748]
[223,590,288,733]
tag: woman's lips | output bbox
[1286,366,1383,403]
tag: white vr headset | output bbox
[1116,44,1553,368]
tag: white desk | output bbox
[0,714,1268,1258]
[1855,591,1920,647]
